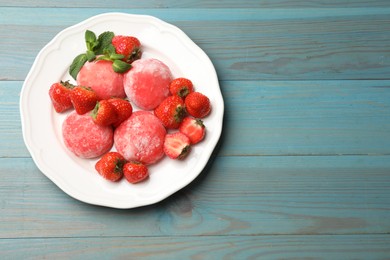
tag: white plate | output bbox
[20,13,224,209]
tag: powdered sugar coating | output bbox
[77,59,125,100]
[123,58,172,110]
[114,111,166,164]
[62,111,114,158]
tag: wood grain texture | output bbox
[0,81,28,157]
[4,80,390,158]
[1,156,389,238]
[221,80,390,156]
[1,235,390,259]
[1,0,390,8]
[0,8,389,80]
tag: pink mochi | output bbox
[77,59,125,100]
[123,58,172,110]
[62,111,114,159]
[114,111,166,165]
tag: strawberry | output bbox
[48,81,75,113]
[164,132,191,159]
[184,92,211,118]
[169,77,194,98]
[179,117,206,144]
[112,35,142,63]
[123,161,149,184]
[70,86,99,115]
[154,95,186,129]
[107,98,133,128]
[91,100,118,126]
[95,152,126,182]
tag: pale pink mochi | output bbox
[123,58,172,110]
[62,111,114,159]
[114,111,166,164]
[77,59,125,100]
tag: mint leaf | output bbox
[95,31,114,55]
[86,50,96,62]
[85,30,98,51]
[85,30,96,42]
[96,55,112,61]
[96,45,115,61]
[112,60,132,73]
[96,44,122,61]
[103,44,116,56]
[110,53,125,60]
[69,53,88,80]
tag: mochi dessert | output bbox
[114,111,166,165]
[77,59,125,100]
[123,58,172,110]
[62,111,114,158]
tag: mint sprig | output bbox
[95,31,115,55]
[69,30,132,79]
[97,44,132,73]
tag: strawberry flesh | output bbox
[164,132,191,159]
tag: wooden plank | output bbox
[1,8,389,80]
[3,7,390,25]
[1,234,390,259]
[6,80,390,158]
[1,156,389,238]
[1,0,390,8]
[0,81,27,157]
[221,80,390,156]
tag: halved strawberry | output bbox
[123,161,149,184]
[154,95,186,129]
[107,98,133,128]
[48,81,75,113]
[95,152,126,182]
[112,35,142,63]
[179,117,206,144]
[164,132,191,159]
[91,100,118,126]
[169,77,194,98]
[70,86,99,115]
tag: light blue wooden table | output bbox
[1,1,390,259]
